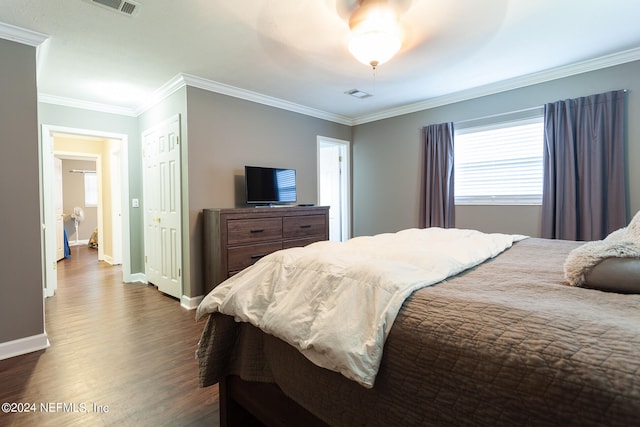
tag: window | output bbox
[84,172,98,207]
[454,117,544,205]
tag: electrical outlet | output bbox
[132,198,139,208]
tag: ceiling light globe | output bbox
[348,29,401,68]
[348,1,402,68]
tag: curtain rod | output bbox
[454,89,628,127]
[69,169,96,174]
[454,105,543,126]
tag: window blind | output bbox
[454,117,543,205]
[84,173,98,207]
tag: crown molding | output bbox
[39,72,355,125]
[0,21,48,46]
[134,73,187,116]
[133,73,354,125]
[36,46,640,125]
[38,93,138,117]
[40,74,188,118]
[352,46,640,125]
[179,73,354,126]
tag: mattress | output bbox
[197,237,640,426]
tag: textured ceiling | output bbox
[1,0,640,123]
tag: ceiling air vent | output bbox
[345,89,372,99]
[90,0,140,16]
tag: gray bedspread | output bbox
[197,238,640,426]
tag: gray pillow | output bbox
[564,210,640,290]
[583,257,640,294]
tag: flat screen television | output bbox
[245,166,297,205]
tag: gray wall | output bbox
[353,60,640,237]
[184,86,352,297]
[0,39,43,343]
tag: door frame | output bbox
[54,156,64,261]
[317,136,351,241]
[40,124,131,297]
[55,153,102,250]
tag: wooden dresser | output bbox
[203,206,329,293]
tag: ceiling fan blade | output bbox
[336,0,414,21]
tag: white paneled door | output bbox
[317,136,350,242]
[142,115,182,299]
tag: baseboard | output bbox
[43,286,55,298]
[68,239,89,247]
[124,274,200,310]
[126,272,147,284]
[181,294,203,310]
[0,333,50,361]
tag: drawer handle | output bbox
[250,254,266,260]
[299,224,312,229]
[250,229,265,233]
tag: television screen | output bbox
[245,166,297,205]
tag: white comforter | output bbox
[197,227,524,387]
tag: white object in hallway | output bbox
[71,206,85,245]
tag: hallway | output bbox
[0,246,219,426]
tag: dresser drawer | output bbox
[227,218,282,244]
[283,214,327,238]
[282,235,325,250]
[203,206,329,293]
[227,241,283,271]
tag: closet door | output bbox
[142,115,182,299]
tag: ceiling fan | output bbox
[337,0,415,69]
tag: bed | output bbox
[196,227,640,427]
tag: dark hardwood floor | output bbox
[0,245,219,426]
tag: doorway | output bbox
[57,156,98,250]
[317,136,350,242]
[41,125,130,297]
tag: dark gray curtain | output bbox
[419,123,455,228]
[541,90,627,241]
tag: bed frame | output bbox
[220,376,328,427]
